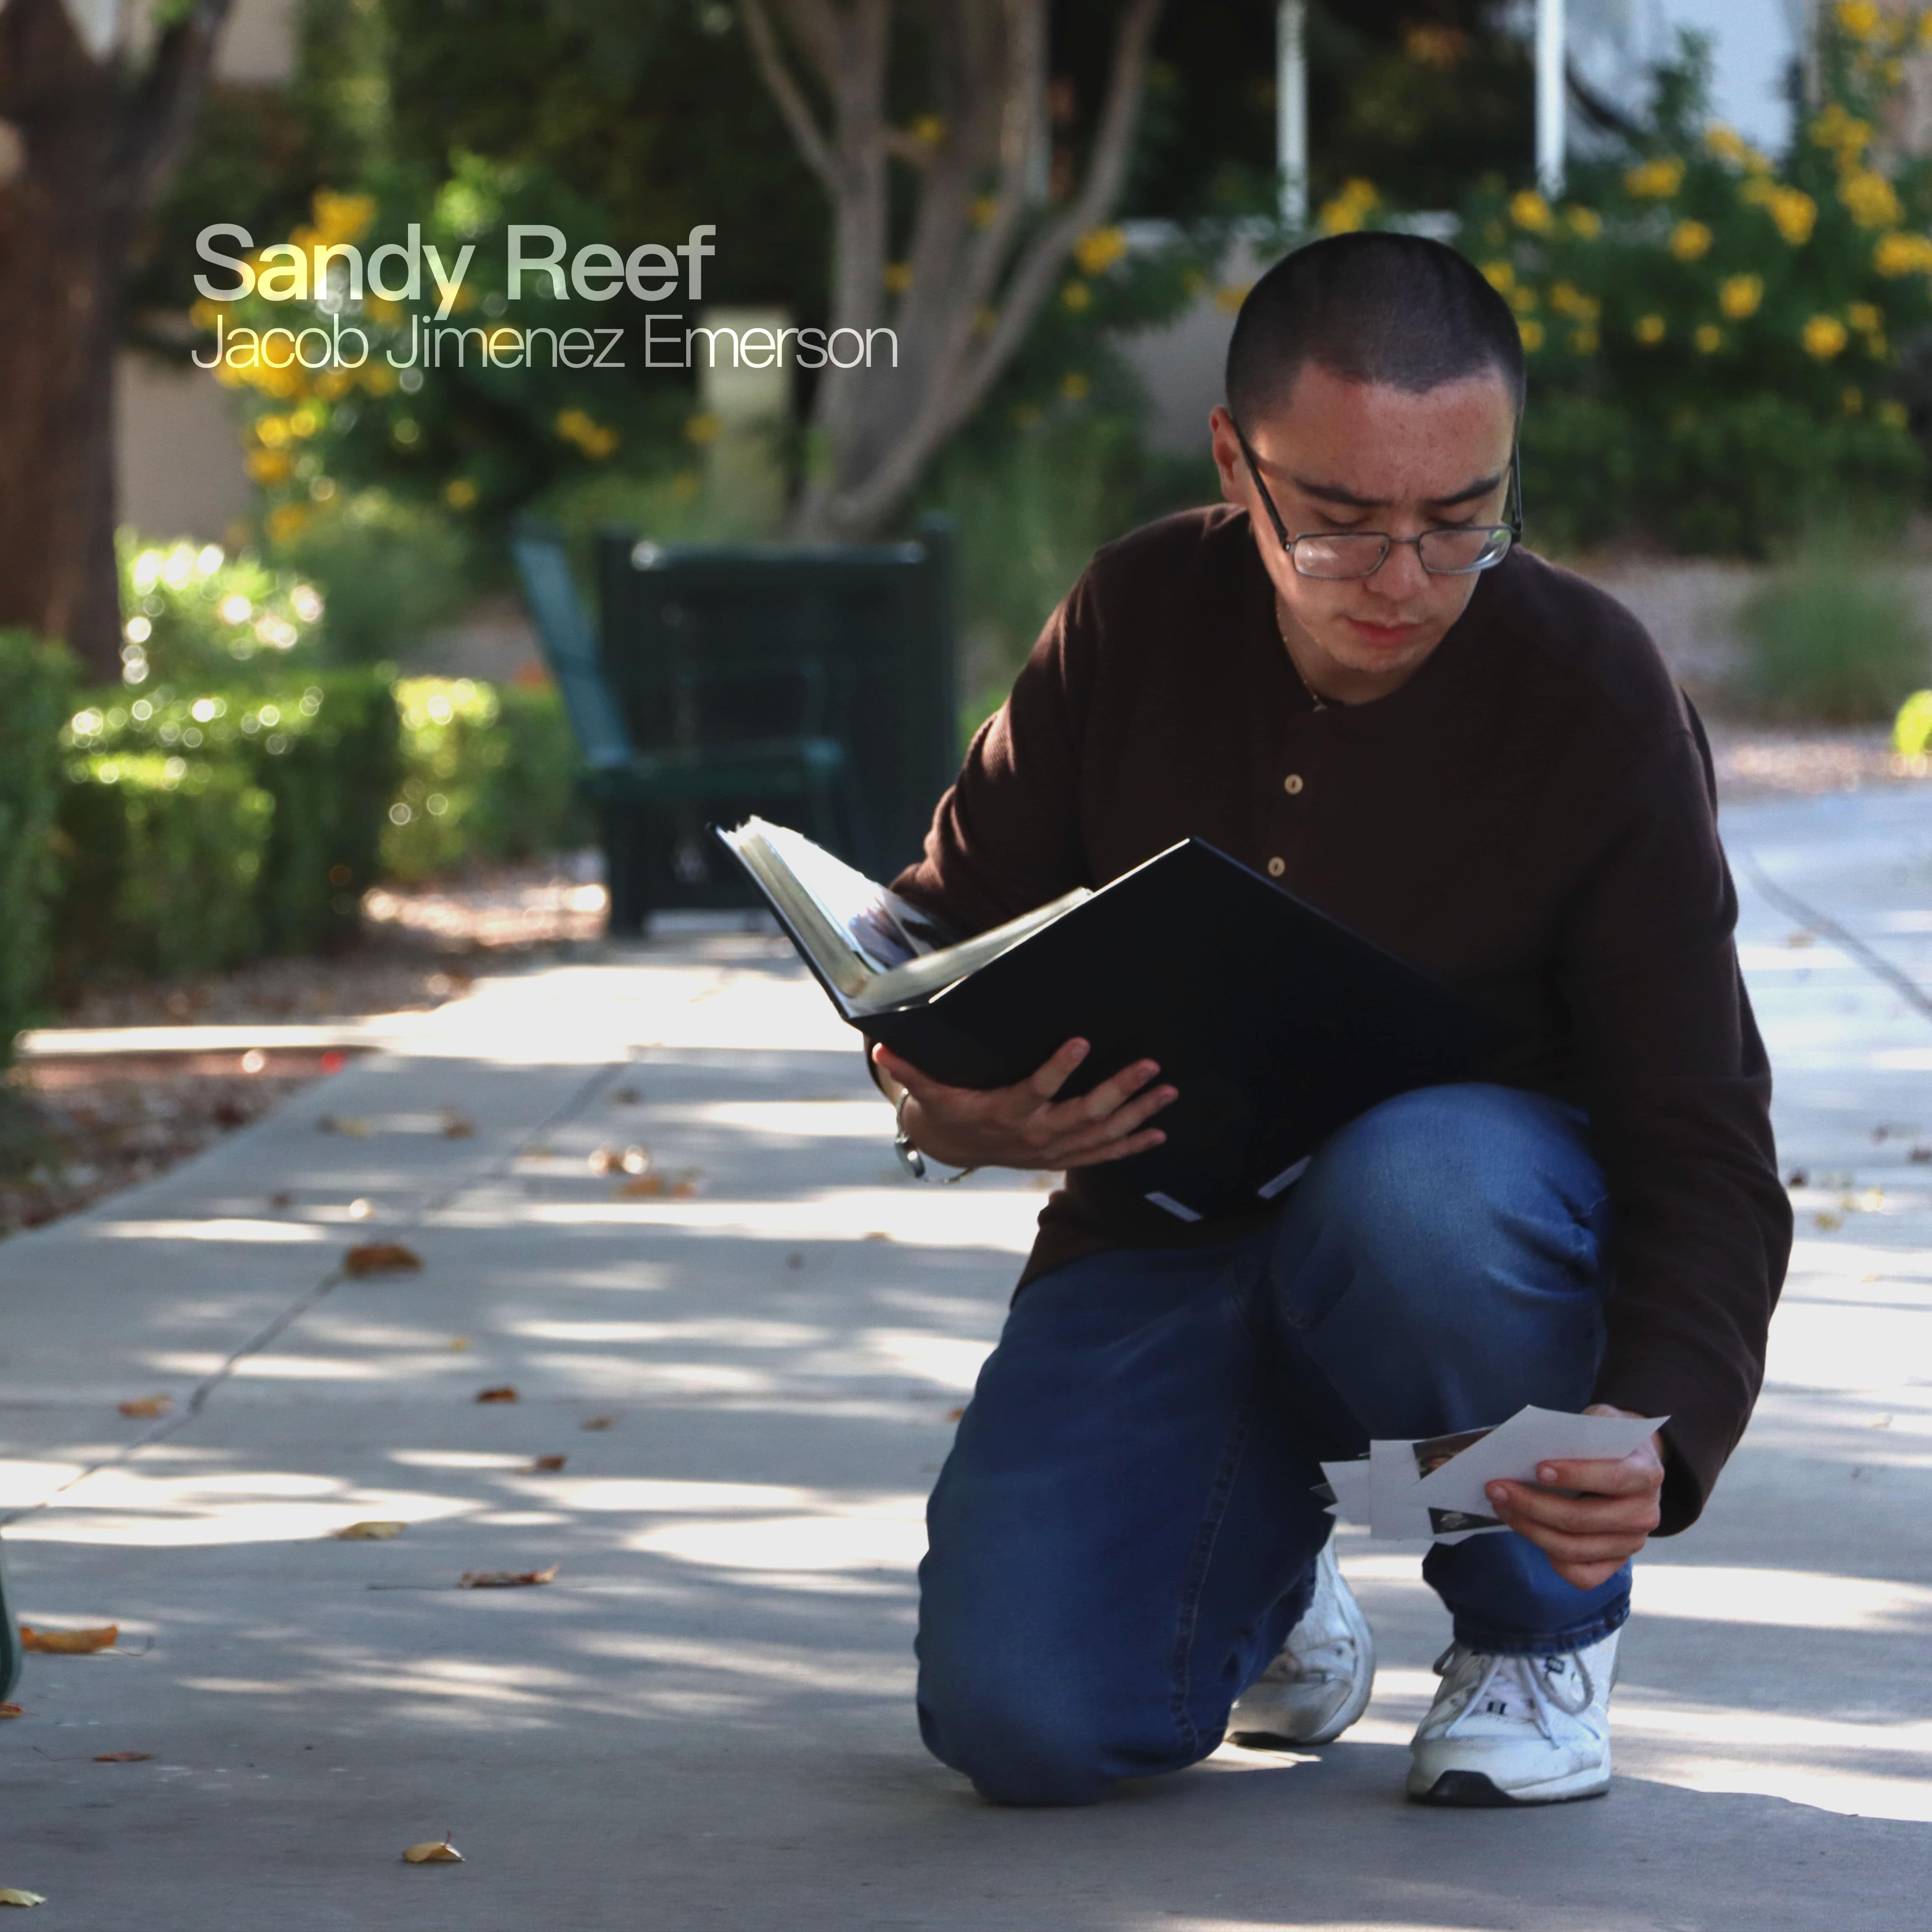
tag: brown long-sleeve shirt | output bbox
[889,506,1792,1534]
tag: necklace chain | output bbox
[1273,595,1329,712]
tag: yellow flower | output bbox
[1318,178,1379,235]
[1213,281,1253,313]
[911,115,945,147]
[1626,156,1685,198]
[1810,102,1873,165]
[1075,227,1128,276]
[1875,229,1932,275]
[1059,371,1090,402]
[266,503,310,544]
[1803,314,1850,359]
[1060,279,1091,311]
[1509,284,1539,314]
[1842,385,1865,414]
[1767,187,1818,245]
[1836,0,1882,40]
[1518,318,1544,351]
[244,449,293,484]
[1569,326,1600,355]
[556,407,619,458]
[1879,398,1910,428]
[310,190,376,246]
[1719,273,1764,319]
[1840,168,1903,229]
[1509,189,1554,232]
[882,261,913,293]
[443,478,479,508]
[1480,258,1516,294]
[1848,301,1883,331]
[1669,219,1713,261]
[1703,124,1750,166]
[1566,205,1603,240]
[1549,281,1601,321]
[1635,314,1667,345]
[1694,324,1724,354]
[682,411,722,446]
[254,414,293,448]
[289,404,322,439]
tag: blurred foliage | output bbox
[116,532,326,687]
[0,634,77,1063]
[1316,22,1932,555]
[1897,684,1932,754]
[384,676,588,879]
[1730,535,1932,722]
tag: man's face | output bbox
[1209,364,1518,701]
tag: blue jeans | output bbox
[916,1083,1626,1807]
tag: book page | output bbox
[751,821,949,974]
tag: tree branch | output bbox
[117,0,232,212]
[740,0,836,190]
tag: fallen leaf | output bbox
[93,1752,151,1763]
[0,1890,47,1907]
[530,1455,568,1472]
[945,1407,966,1422]
[864,1230,892,1242]
[336,1521,406,1541]
[581,1415,615,1431]
[402,1838,464,1865]
[318,1115,371,1136]
[785,1252,804,1270]
[1785,930,1815,948]
[669,1178,700,1199]
[1912,1145,1932,1164]
[0,1705,22,1720]
[269,1190,294,1210]
[460,1566,557,1589]
[20,1625,117,1655]
[1814,1210,1845,1231]
[588,1146,620,1175]
[616,1174,662,1199]
[521,1143,557,1158]
[1785,1168,1809,1189]
[344,1242,423,1276]
[442,1113,476,1139]
[475,1385,518,1404]
[118,1394,173,1419]
[610,1086,641,1104]
[449,1336,471,1352]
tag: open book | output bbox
[716,817,1091,1016]
[716,818,1511,1222]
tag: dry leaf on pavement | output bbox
[449,1336,471,1352]
[317,1115,371,1136]
[460,1566,558,1589]
[441,1113,476,1139]
[475,1385,518,1403]
[670,1178,700,1198]
[0,1705,22,1720]
[615,1174,662,1198]
[20,1626,117,1655]
[611,1086,641,1104]
[402,1837,464,1864]
[0,1890,47,1907]
[93,1752,152,1763]
[118,1395,173,1419]
[530,1455,567,1472]
[336,1521,406,1541]
[344,1242,423,1276]
[864,1230,893,1242]
[269,1190,294,1209]
[581,1415,615,1431]
[588,1146,620,1174]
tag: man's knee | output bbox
[916,1663,1118,1807]
[1277,1084,1606,1339]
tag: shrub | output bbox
[0,632,75,1061]
[1731,539,1932,722]
[1896,687,1932,755]
[384,676,588,880]
[119,531,326,688]
[51,754,274,985]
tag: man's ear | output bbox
[1208,406,1245,506]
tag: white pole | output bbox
[1535,0,1567,198]
[1277,0,1307,229]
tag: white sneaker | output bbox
[1406,1626,1620,1805]
[1227,1540,1376,1747]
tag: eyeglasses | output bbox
[1232,419,1524,580]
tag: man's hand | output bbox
[873,1037,1176,1173]
[1483,1404,1666,1592]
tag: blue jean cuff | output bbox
[1449,1591,1630,1658]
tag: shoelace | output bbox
[1431,1642,1596,1741]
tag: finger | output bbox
[1045,1083,1177,1149]
[1056,1058,1163,1126]
[1489,1482,1659,1538]
[1534,1454,1661,1496]
[872,1043,942,1099]
[1552,1557,1630,1593]
[1059,1127,1169,1170]
[1024,1038,1091,1102]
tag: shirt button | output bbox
[1283,773,1305,795]
[1266,856,1286,878]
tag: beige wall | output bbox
[115,354,254,545]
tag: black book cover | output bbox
[723,834,1512,1220]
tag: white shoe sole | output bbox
[1230,1554,1377,1748]
[1407,1762,1611,1806]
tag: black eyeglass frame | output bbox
[1231,418,1525,580]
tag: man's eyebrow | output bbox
[1284,468,1509,511]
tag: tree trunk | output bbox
[0,0,231,682]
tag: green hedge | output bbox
[52,672,400,993]
[0,632,75,1063]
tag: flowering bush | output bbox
[117,533,326,688]
[1325,18,1932,553]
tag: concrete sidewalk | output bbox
[2,792,1930,1929]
